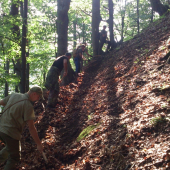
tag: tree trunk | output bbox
[83,22,85,43]
[150,8,154,23]
[92,0,101,56]
[26,63,29,92]
[121,16,124,42]
[1,41,9,97]
[10,0,22,92]
[137,0,139,34]
[57,0,71,57]
[120,0,126,42]
[21,0,28,93]
[150,0,169,16]
[108,0,116,49]
[73,21,77,48]
[4,60,9,97]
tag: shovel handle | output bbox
[42,152,48,163]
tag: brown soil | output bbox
[1,12,170,170]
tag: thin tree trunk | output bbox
[4,60,9,97]
[21,0,28,93]
[57,0,71,57]
[120,0,126,42]
[10,0,22,92]
[137,0,139,34]
[150,8,154,23]
[121,16,124,42]
[1,41,9,96]
[92,0,101,56]
[108,0,115,49]
[83,22,85,43]
[26,63,29,91]
[73,21,77,48]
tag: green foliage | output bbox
[77,123,100,142]
[150,116,167,126]
[0,0,169,95]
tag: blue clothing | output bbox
[74,57,81,73]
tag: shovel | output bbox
[42,152,48,163]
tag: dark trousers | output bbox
[0,131,20,170]
[47,88,59,107]
[99,40,111,54]
[74,57,81,74]
[45,66,60,107]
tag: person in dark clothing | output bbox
[99,25,111,54]
[74,43,92,74]
[74,45,84,75]
[45,53,72,108]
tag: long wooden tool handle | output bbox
[42,152,48,163]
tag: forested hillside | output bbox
[1,11,168,170]
[0,0,170,170]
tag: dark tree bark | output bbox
[120,0,126,42]
[20,0,28,93]
[26,63,29,92]
[121,16,124,42]
[92,0,101,56]
[150,0,169,16]
[57,0,71,56]
[10,0,22,92]
[137,0,139,34]
[10,1,20,38]
[82,22,85,43]
[108,0,116,49]
[150,8,154,23]
[57,0,75,85]
[4,60,9,97]
[73,21,77,48]
[1,40,8,97]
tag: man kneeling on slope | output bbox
[0,86,44,170]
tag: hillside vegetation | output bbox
[1,12,169,170]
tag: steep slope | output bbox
[0,12,169,170]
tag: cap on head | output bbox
[81,44,85,47]
[65,53,72,57]
[30,86,44,100]
[82,42,86,45]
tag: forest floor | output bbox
[1,12,170,170]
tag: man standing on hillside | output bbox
[74,44,92,74]
[79,43,92,72]
[74,45,83,75]
[0,86,44,170]
[45,53,72,108]
[99,25,111,54]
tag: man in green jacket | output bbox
[0,86,44,170]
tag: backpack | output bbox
[72,46,81,58]
[72,48,77,58]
